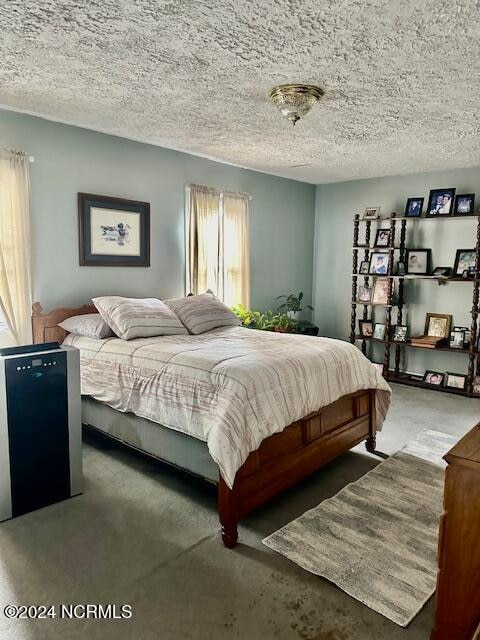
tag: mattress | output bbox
[64,327,391,488]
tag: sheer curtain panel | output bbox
[0,150,32,345]
[186,184,250,308]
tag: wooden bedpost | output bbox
[365,389,377,453]
[218,478,239,548]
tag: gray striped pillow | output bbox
[166,293,240,335]
[92,296,188,340]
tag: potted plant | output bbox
[231,305,298,333]
[271,314,298,333]
[276,291,313,320]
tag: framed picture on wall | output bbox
[78,193,150,266]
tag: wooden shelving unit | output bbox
[349,212,480,397]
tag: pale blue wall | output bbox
[314,167,480,375]
[0,109,315,312]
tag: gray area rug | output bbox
[263,429,458,627]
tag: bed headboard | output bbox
[31,301,96,344]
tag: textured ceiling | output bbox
[1,1,480,183]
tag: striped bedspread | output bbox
[64,327,391,488]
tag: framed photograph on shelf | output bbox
[449,329,465,349]
[373,323,386,340]
[453,194,475,216]
[423,370,445,386]
[392,325,408,342]
[405,197,424,218]
[473,376,480,395]
[453,326,471,348]
[374,229,391,247]
[426,188,456,217]
[425,313,452,339]
[432,267,452,277]
[406,249,431,275]
[78,193,150,267]
[453,249,476,277]
[358,285,372,303]
[359,261,370,274]
[372,278,391,304]
[369,251,389,275]
[359,320,374,337]
[445,372,467,391]
[363,207,380,220]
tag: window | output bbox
[186,184,250,308]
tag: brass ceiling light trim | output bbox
[269,83,324,126]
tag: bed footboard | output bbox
[219,389,377,548]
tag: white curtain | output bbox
[0,150,32,345]
[186,184,250,308]
[223,192,250,308]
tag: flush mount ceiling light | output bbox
[269,83,324,126]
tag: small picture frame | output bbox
[445,372,467,391]
[453,250,476,277]
[359,261,370,275]
[369,251,390,275]
[431,267,452,278]
[454,326,471,348]
[423,370,445,386]
[358,285,373,303]
[374,229,391,247]
[373,323,386,340]
[392,325,408,342]
[363,206,380,220]
[473,375,480,395]
[426,188,456,217]
[449,329,465,349]
[397,261,406,276]
[359,320,374,337]
[453,194,475,216]
[406,249,431,275]
[372,278,391,304]
[425,313,452,339]
[405,197,424,218]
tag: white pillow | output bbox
[92,296,188,340]
[59,313,114,339]
[166,293,240,335]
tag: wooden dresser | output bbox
[431,423,480,640]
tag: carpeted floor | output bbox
[0,383,478,640]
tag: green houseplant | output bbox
[231,305,298,333]
[276,291,313,319]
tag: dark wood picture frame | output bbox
[423,370,445,386]
[406,248,432,275]
[78,193,150,267]
[368,251,389,275]
[445,372,467,391]
[392,324,408,342]
[374,228,391,247]
[425,313,452,339]
[405,197,424,218]
[453,249,476,277]
[453,194,475,216]
[359,319,373,337]
[426,188,456,217]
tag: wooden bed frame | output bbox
[32,302,378,548]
